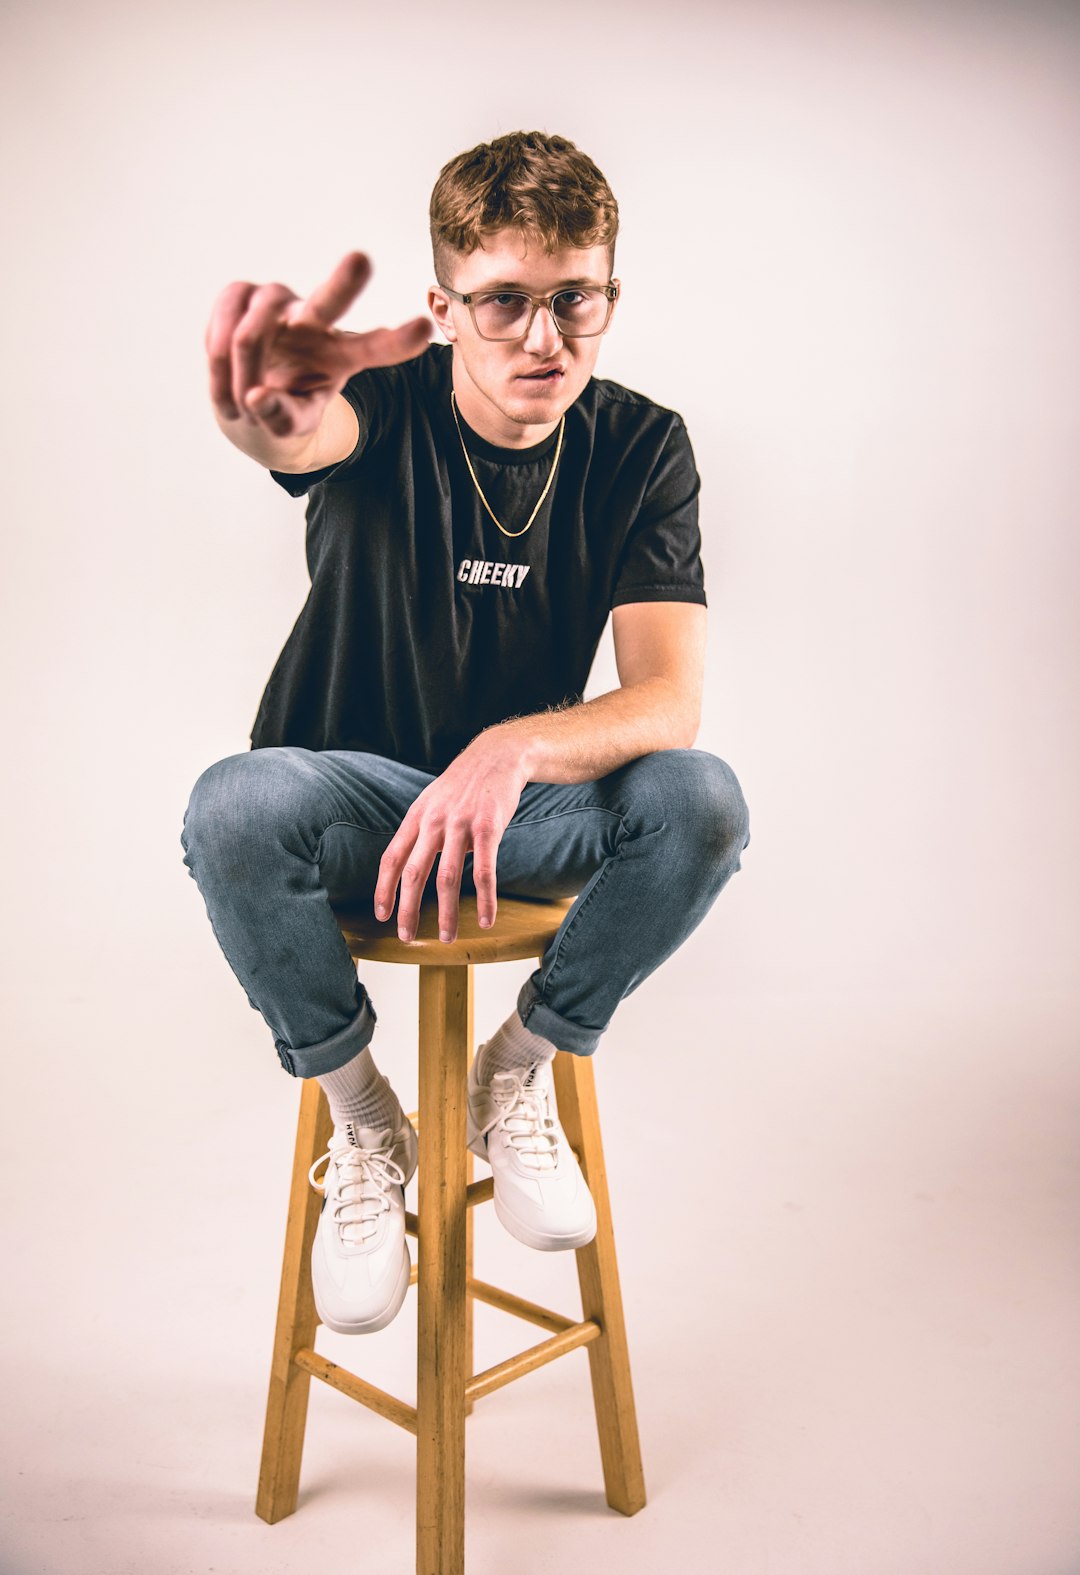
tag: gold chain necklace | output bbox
[450,390,564,539]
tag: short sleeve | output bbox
[268,370,387,498]
[611,415,707,609]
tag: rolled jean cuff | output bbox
[276,983,378,1079]
[516,976,601,1058]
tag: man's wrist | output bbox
[472,718,536,784]
[215,407,319,471]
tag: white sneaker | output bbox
[466,1052,597,1252]
[308,1113,418,1334]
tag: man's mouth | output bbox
[519,366,565,382]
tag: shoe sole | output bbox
[492,1192,597,1252]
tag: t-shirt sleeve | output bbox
[610,414,707,608]
[267,371,386,498]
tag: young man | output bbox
[183,130,750,1337]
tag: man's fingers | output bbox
[338,317,434,374]
[374,807,504,942]
[230,282,296,425]
[374,834,410,924]
[206,281,256,419]
[298,254,434,367]
[374,818,438,942]
[471,826,501,931]
[241,385,319,439]
[296,251,373,328]
[434,830,470,944]
[393,841,439,943]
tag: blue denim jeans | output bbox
[180,746,750,1077]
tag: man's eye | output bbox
[484,293,526,308]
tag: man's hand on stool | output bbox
[373,728,529,944]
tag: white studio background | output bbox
[1,2,1078,1573]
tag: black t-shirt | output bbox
[253,340,706,774]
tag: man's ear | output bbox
[427,285,457,342]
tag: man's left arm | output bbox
[495,599,706,783]
[375,601,707,943]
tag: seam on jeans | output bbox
[504,805,626,831]
[315,820,395,861]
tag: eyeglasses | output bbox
[437,281,619,341]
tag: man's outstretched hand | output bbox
[374,731,530,944]
[205,251,432,438]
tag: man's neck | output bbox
[450,354,560,450]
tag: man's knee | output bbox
[616,747,750,870]
[180,746,325,869]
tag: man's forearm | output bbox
[479,678,699,787]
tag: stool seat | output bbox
[333,893,573,965]
[256,893,645,1574]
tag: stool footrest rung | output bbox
[466,1276,579,1334]
[293,1348,418,1435]
[465,1319,601,1403]
[402,1266,593,1339]
[294,1310,600,1430]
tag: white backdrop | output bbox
[1,2,1077,1572]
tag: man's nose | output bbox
[521,301,563,354]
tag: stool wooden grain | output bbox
[255,895,645,1575]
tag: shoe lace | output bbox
[308,1136,406,1246]
[480,1063,560,1172]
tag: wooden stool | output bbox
[255,894,645,1574]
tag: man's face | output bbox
[428,227,619,446]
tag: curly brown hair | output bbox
[429,130,619,286]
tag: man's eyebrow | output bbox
[470,276,601,292]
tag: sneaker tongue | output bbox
[334,1126,398,1239]
[493,1065,558,1170]
[341,1121,394,1150]
[492,1061,541,1089]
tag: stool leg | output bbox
[551,1047,647,1516]
[465,1143,476,1416]
[416,965,470,1575]
[256,1076,333,1523]
[463,958,476,1416]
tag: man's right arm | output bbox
[214,391,360,473]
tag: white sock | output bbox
[477,1011,558,1084]
[317,1045,402,1134]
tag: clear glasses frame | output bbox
[436,280,620,340]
